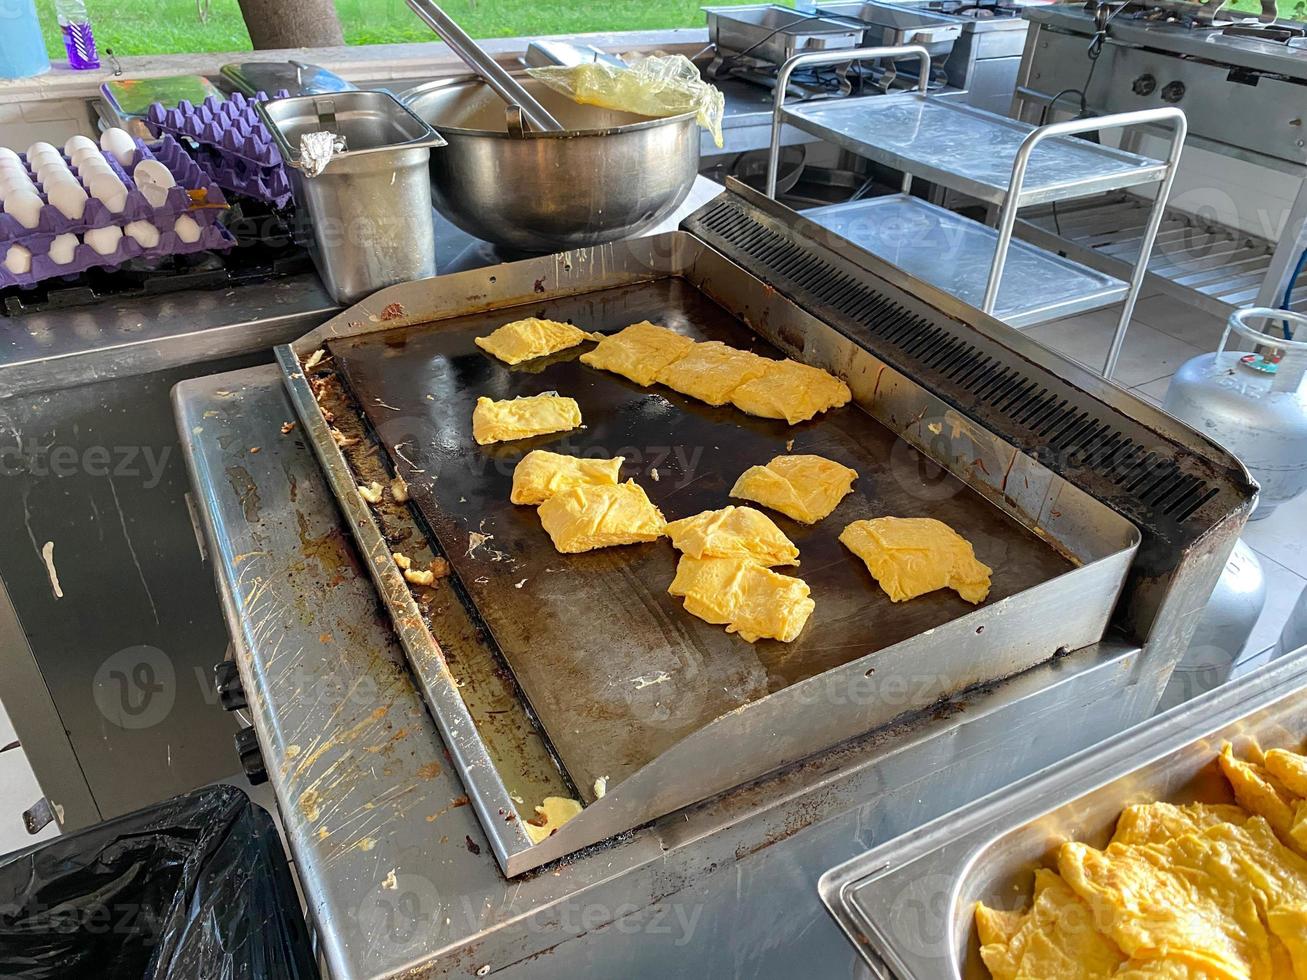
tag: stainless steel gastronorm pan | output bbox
[818,646,1307,979]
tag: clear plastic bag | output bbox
[528,54,725,148]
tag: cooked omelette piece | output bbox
[471,392,582,446]
[729,454,858,525]
[668,556,814,643]
[664,506,799,567]
[474,317,595,365]
[510,450,623,505]
[1058,816,1307,980]
[1220,743,1307,853]
[730,358,852,424]
[578,320,695,386]
[524,796,583,845]
[537,480,666,553]
[1110,802,1252,847]
[840,516,992,604]
[654,341,772,406]
[1266,747,1307,799]
[975,868,1124,980]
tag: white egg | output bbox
[0,147,19,163]
[84,224,123,256]
[48,232,79,265]
[36,161,72,186]
[99,128,137,167]
[0,172,35,197]
[4,189,44,229]
[173,214,202,244]
[88,171,128,213]
[28,147,62,169]
[131,160,175,208]
[125,219,160,248]
[70,146,103,168]
[64,134,97,157]
[3,243,32,275]
[25,141,58,159]
[46,179,87,220]
[0,159,31,182]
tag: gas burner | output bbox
[925,0,1025,18]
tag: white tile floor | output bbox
[0,291,1303,863]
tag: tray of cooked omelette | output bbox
[817,646,1307,980]
[276,229,1139,873]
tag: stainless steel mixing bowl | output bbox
[400,76,701,253]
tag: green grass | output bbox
[33,0,771,59]
[34,0,1306,60]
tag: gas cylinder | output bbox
[1163,307,1307,520]
[1159,539,1266,711]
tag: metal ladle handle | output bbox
[405,0,565,133]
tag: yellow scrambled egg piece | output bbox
[664,505,799,567]
[976,868,1125,980]
[524,796,582,844]
[729,454,858,525]
[1058,816,1307,980]
[654,341,771,406]
[730,358,852,424]
[839,516,992,604]
[1221,743,1307,854]
[1266,748,1307,799]
[471,393,582,446]
[668,556,814,643]
[537,480,665,553]
[1110,802,1251,847]
[474,317,595,365]
[510,450,623,505]
[579,320,695,386]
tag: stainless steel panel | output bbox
[818,645,1307,979]
[705,4,863,63]
[803,193,1127,325]
[781,93,1169,206]
[280,230,1139,875]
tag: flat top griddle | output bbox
[329,278,1074,798]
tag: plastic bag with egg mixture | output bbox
[527,54,725,148]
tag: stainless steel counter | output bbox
[176,360,1165,979]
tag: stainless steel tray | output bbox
[278,228,1139,876]
[705,4,863,63]
[818,646,1307,979]
[803,194,1127,327]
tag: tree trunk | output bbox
[237,0,346,49]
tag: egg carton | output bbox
[0,219,235,290]
[0,136,229,246]
[195,146,293,209]
[145,90,290,170]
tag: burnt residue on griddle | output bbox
[312,371,575,811]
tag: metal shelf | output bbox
[780,93,1170,208]
[804,194,1127,327]
[1019,193,1307,319]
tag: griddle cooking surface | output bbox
[329,278,1073,796]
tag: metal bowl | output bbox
[400,75,700,253]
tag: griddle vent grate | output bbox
[694,200,1218,525]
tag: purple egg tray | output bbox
[146,90,289,169]
[0,135,235,290]
[146,90,294,208]
[196,146,293,209]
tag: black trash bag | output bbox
[0,784,316,980]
